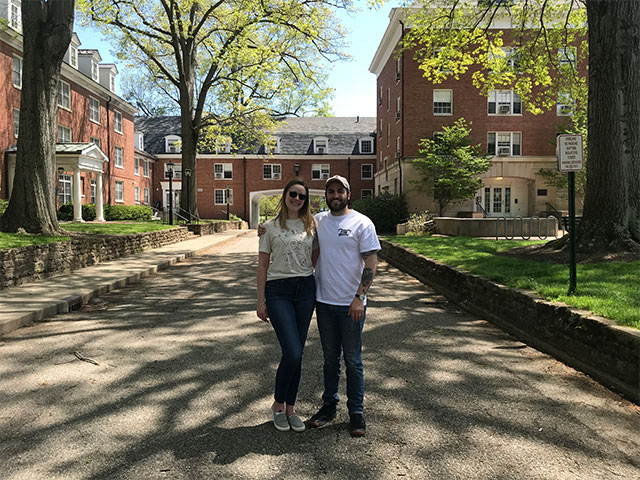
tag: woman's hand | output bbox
[257,301,269,322]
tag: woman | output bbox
[257,178,317,432]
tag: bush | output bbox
[57,203,97,221]
[352,193,408,234]
[0,199,8,216]
[105,205,153,221]
[405,211,435,236]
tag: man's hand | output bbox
[349,296,364,322]
[257,223,266,237]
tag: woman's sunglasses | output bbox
[288,191,308,201]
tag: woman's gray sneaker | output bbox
[287,414,306,432]
[272,406,290,431]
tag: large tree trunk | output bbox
[579,0,640,253]
[179,42,198,220]
[0,0,75,235]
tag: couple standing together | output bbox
[256,175,380,437]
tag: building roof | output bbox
[134,116,377,156]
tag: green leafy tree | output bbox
[412,118,490,216]
[381,0,639,255]
[78,0,350,219]
[0,0,75,234]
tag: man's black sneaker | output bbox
[307,404,337,428]
[349,413,366,437]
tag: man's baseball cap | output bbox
[325,175,350,192]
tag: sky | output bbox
[73,1,401,119]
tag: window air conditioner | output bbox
[560,105,573,114]
[396,72,401,81]
[316,147,325,154]
[215,173,223,179]
[395,111,401,121]
[497,146,511,156]
[321,173,329,179]
[498,105,511,114]
[168,146,176,153]
[273,173,281,180]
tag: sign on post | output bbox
[557,134,584,172]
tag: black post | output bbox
[568,171,577,294]
[226,184,230,221]
[184,168,191,224]
[167,161,174,225]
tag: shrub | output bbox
[405,211,435,236]
[57,203,97,221]
[0,199,9,215]
[352,192,408,234]
[105,205,153,221]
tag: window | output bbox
[13,109,19,138]
[433,90,452,115]
[164,163,181,179]
[387,88,390,111]
[135,132,144,150]
[134,157,140,176]
[12,56,22,88]
[114,146,124,168]
[9,0,21,31]
[433,131,444,141]
[314,137,328,154]
[359,138,373,154]
[361,164,373,179]
[143,187,150,204]
[557,93,574,116]
[378,85,383,106]
[114,111,123,134]
[134,186,140,204]
[215,163,233,179]
[58,80,71,110]
[537,189,548,196]
[143,160,150,178]
[396,136,401,155]
[488,90,521,115]
[165,135,181,153]
[378,119,383,138]
[263,164,281,180]
[265,137,280,154]
[434,47,452,73]
[90,180,96,204]
[558,46,576,66]
[214,188,232,205]
[387,124,390,147]
[110,73,116,93]
[396,97,401,121]
[487,132,522,156]
[91,60,99,81]
[115,181,124,203]
[58,174,72,204]
[489,47,521,72]
[57,125,72,142]
[69,44,78,68]
[312,164,330,180]
[90,136,101,149]
[379,151,383,169]
[361,189,373,199]
[396,57,402,81]
[89,97,100,124]
[216,137,231,154]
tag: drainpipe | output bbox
[243,157,247,220]
[398,20,405,196]
[106,96,112,204]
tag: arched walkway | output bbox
[248,188,325,228]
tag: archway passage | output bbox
[249,188,325,228]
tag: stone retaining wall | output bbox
[0,227,194,289]
[380,239,640,403]
[187,221,248,236]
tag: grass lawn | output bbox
[62,222,177,235]
[385,235,640,329]
[0,232,70,250]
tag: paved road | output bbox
[1,234,638,480]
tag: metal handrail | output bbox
[475,199,489,218]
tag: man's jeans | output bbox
[315,301,365,415]
[265,275,315,405]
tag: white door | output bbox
[482,186,512,216]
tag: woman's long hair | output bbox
[275,177,315,236]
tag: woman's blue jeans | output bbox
[315,301,366,415]
[265,275,316,406]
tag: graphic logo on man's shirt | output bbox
[338,228,352,237]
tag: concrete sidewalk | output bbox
[0,229,254,336]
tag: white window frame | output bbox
[134,186,140,204]
[396,136,401,154]
[396,57,402,82]
[110,73,116,93]
[488,90,522,115]
[135,132,144,150]
[90,179,96,204]
[433,89,452,115]
[312,164,330,180]
[387,87,390,111]
[91,60,99,81]
[165,135,181,153]
[134,157,140,176]
[58,174,72,204]
[214,188,233,205]
[90,136,101,150]
[69,44,78,69]
[13,109,19,138]
[143,187,150,204]
[9,0,21,32]
[265,137,280,154]
[89,97,100,124]
[487,132,522,156]
[12,56,22,89]
[215,137,231,154]
[396,97,401,122]
[57,125,72,142]
[558,46,576,66]
[143,160,150,178]
[314,137,328,154]
[557,93,574,116]
[114,110,123,134]
[263,163,281,180]
[114,146,124,169]
[361,164,373,180]
[489,47,521,73]
[361,189,373,199]
[58,80,71,110]
[378,85,383,106]
[359,138,373,154]
[115,180,124,203]
[164,163,182,179]
[378,119,383,139]
[214,163,233,180]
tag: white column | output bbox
[95,172,104,222]
[7,159,15,199]
[73,168,84,222]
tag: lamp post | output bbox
[184,167,192,223]
[167,161,174,225]
[226,184,230,221]
[294,163,300,176]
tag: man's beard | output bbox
[327,197,348,212]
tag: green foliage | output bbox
[386,235,640,329]
[412,118,491,216]
[104,205,153,221]
[0,199,8,216]
[57,203,98,221]
[229,214,243,222]
[63,223,174,234]
[352,193,408,234]
[260,195,281,218]
[405,211,434,236]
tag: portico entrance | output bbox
[248,188,325,228]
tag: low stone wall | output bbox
[187,221,248,236]
[434,217,563,238]
[0,227,193,289]
[380,239,640,403]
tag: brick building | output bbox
[134,116,377,227]
[370,8,579,218]
[0,4,148,221]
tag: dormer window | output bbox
[69,45,78,68]
[215,137,231,154]
[165,135,181,153]
[135,132,144,150]
[314,137,328,154]
[110,73,116,92]
[265,137,280,154]
[359,138,373,154]
[91,60,99,81]
[9,0,21,32]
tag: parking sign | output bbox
[557,134,584,172]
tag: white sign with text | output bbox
[557,134,584,172]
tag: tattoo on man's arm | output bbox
[362,250,376,259]
[361,267,375,294]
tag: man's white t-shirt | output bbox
[314,210,381,306]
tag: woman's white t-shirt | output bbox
[259,218,316,281]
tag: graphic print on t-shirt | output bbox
[338,228,352,237]
[277,227,312,272]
